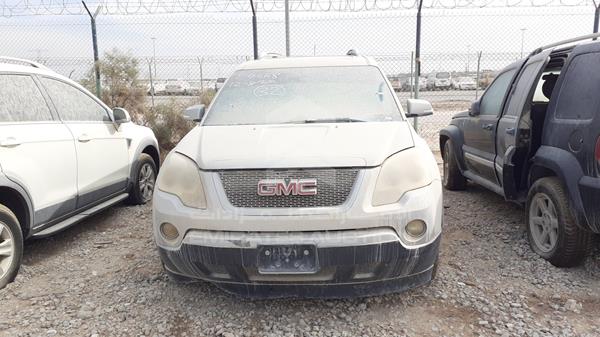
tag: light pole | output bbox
[151,37,157,78]
[520,28,527,58]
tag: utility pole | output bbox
[284,0,290,56]
[82,1,102,98]
[250,0,258,60]
[520,28,527,58]
[414,0,424,131]
[151,37,157,78]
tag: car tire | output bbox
[442,140,467,190]
[526,177,591,267]
[127,153,158,205]
[0,204,23,289]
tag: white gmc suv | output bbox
[153,55,442,298]
[0,57,159,288]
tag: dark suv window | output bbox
[555,52,600,120]
[41,77,110,122]
[480,69,516,116]
[0,74,52,122]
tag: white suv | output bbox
[0,57,159,288]
[153,55,442,298]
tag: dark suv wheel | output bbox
[526,177,591,267]
[442,140,467,190]
[0,204,23,289]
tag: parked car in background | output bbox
[452,76,477,90]
[165,79,191,95]
[427,72,451,90]
[215,77,226,91]
[153,54,440,298]
[0,57,160,289]
[439,35,600,267]
[147,81,167,96]
[401,76,427,92]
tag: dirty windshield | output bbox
[203,65,402,126]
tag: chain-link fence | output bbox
[1,4,597,149]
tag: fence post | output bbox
[250,0,258,60]
[82,1,102,98]
[147,59,155,109]
[285,0,290,56]
[475,51,482,100]
[594,1,600,35]
[413,0,424,132]
[410,51,414,99]
[197,57,204,95]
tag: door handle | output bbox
[77,134,92,143]
[0,137,21,147]
[506,127,516,135]
[482,124,494,131]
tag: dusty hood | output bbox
[176,121,415,170]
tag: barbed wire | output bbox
[0,0,596,17]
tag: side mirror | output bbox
[184,104,206,122]
[405,99,433,118]
[469,100,481,117]
[113,107,131,124]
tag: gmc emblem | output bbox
[257,179,317,196]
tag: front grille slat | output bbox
[219,169,359,208]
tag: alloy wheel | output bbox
[139,163,156,202]
[0,222,15,280]
[529,193,559,253]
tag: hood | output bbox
[452,111,470,119]
[176,121,415,170]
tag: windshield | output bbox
[436,72,450,79]
[203,66,402,126]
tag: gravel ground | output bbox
[1,162,599,337]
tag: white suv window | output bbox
[0,74,52,122]
[41,78,110,122]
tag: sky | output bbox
[0,2,596,79]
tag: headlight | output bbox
[156,152,207,209]
[372,148,437,206]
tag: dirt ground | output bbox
[1,161,599,337]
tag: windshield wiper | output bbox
[294,117,366,124]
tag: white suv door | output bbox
[0,74,78,225]
[40,77,129,208]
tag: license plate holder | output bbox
[257,244,318,274]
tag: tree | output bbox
[82,48,145,119]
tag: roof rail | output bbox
[0,56,49,69]
[531,33,600,55]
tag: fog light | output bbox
[405,219,426,238]
[160,222,179,241]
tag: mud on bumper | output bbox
[159,230,441,298]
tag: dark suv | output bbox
[440,34,600,267]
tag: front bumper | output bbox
[159,229,440,298]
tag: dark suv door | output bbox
[461,65,519,185]
[495,50,551,196]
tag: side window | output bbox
[41,78,110,122]
[555,53,600,120]
[0,74,52,122]
[504,61,543,116]
[480,69,516,116]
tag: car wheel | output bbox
[526,177,591,267]
[0,204,23,289]
[442,140,467,190]
[127,153,158,205]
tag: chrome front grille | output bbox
[218,169,359,208]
